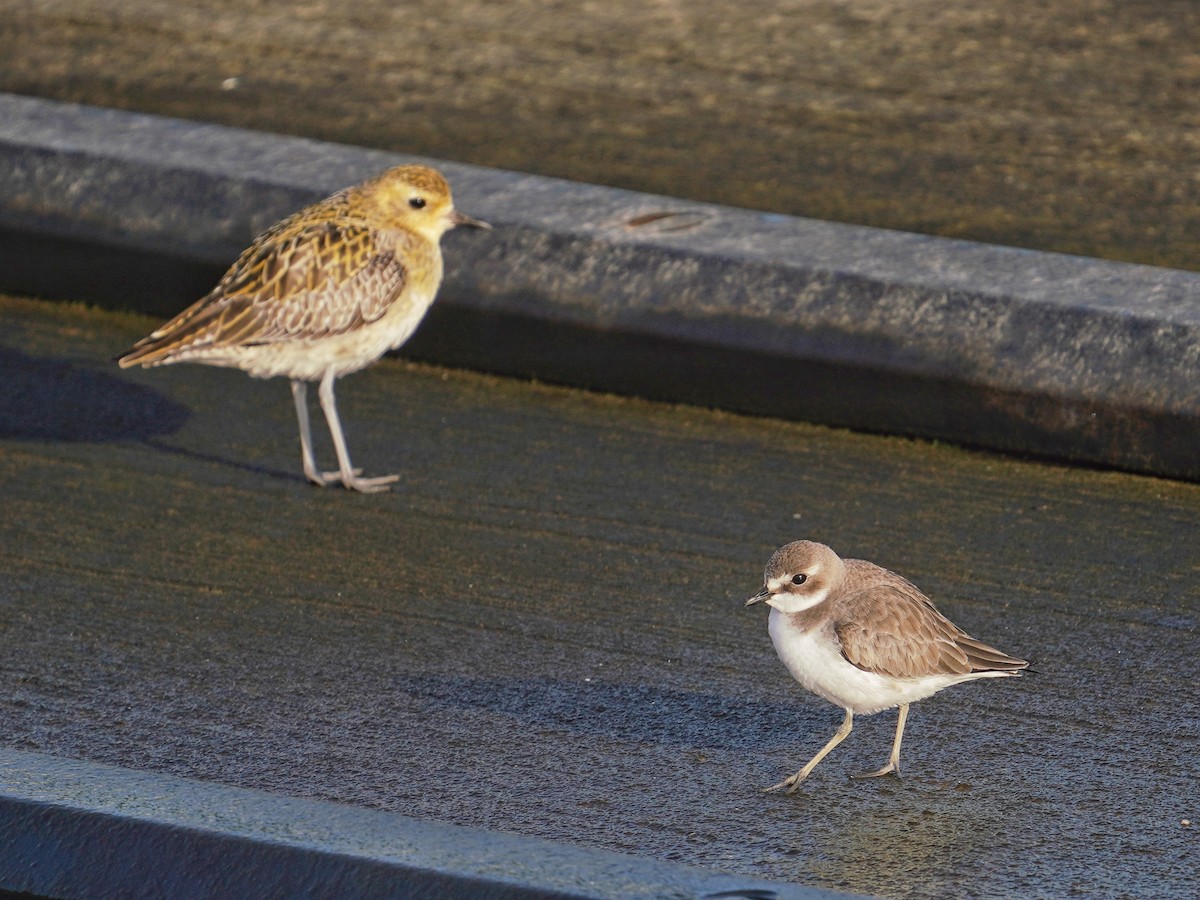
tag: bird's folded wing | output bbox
[834,582,975,679]
[125,219,408,361]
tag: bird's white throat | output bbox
[764,584,830,615]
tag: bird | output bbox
[118,164,489,493]
[745,540,1027,791]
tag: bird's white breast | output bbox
[767,608,967,714]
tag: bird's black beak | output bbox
[745,586,772,607]
[451,211,492,230]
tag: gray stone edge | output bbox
[1,91,1199,479]
[0,748,840,900]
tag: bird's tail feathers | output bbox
[958,635,1030,674]
[117,293,230,368]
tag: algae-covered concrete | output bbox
[2,0,1200,271]
[1,295,1197,897]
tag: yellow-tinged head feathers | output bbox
[348,164,489,239]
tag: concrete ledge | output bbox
[0,749,829,899]
[2,92,1199,479]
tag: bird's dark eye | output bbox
[791,573,808,585]
[409,197,427,209]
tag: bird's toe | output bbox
[341,472,400,493]
[850,763,900,781]
[763,773,805,794]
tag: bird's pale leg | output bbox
[852,702,908,780]
[765,708,854,793]
[290,380,332,487]
[316,370,399,493]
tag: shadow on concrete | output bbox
[0,346,189,442]
[140,438,306,486]
[393,672,818,752]
[0,342,304,483]
[411,304,1200,481]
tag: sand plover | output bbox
[746,540,1028,791]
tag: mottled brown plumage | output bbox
[119,164,489,492]
[746,540,1027,791]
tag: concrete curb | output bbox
[2,91,1198,480]
[0,748,835,899]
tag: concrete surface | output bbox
[3,0,1200,271]
[5,94,1200,483]
[1,294,1197,897]
[2,4,1200,892]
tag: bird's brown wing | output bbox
[119,216,407,366]
[834,571,1026,679]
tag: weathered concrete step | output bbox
[1,92,1198,481]
[0,748,836,899]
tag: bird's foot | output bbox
[335,471,400,493]
[304,467,355,488]
[850,761,900,781]
[305,467,399,493]
[763,771,809,794]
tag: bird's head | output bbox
[745,539,846,614]
[361,165,491,240]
